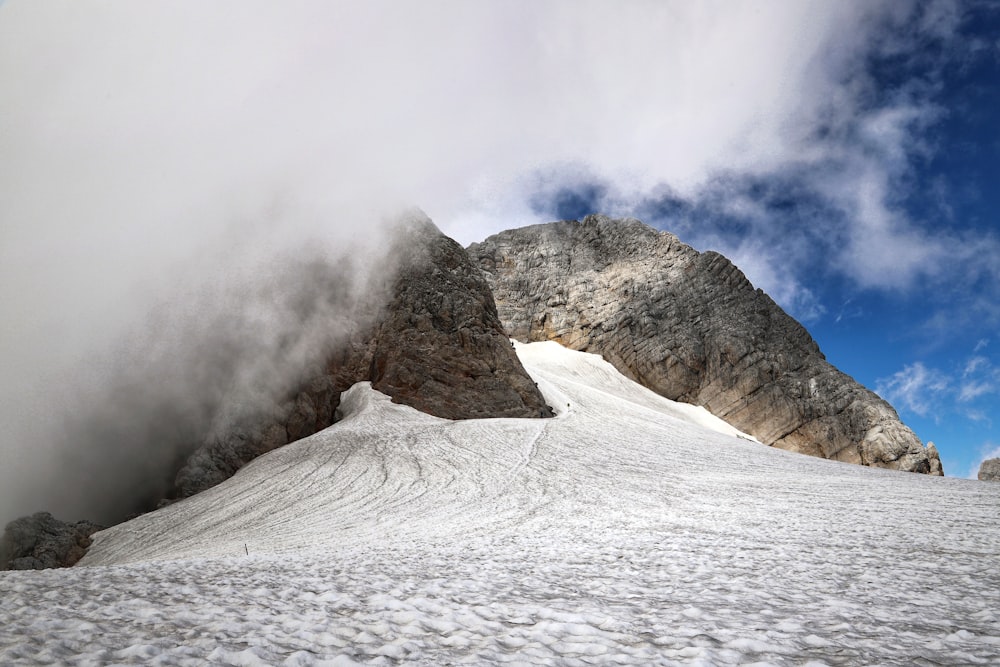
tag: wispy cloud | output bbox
[964,356,990,376]
[834,299,865,324]
[959,356,996,402]
[512,2,999,332]
[963,409,991,425]
[879,342,999,422]
[958,381,995,403]
[876,362,951,418]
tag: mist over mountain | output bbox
[4,1,997,526]
[2,4,998,662]
[2,214,955,572]
[0,214,402,528]
[168,217,551,503]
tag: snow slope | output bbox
[2,341,999,666]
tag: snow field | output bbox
[2,341,998,665]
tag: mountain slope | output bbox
[2,342,995,665]
[78,341,753,566]
[469,215,942,475]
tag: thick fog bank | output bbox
[0,217,404,527]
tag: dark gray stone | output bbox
[0,512,104,570]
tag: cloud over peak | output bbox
[1,0,996,511]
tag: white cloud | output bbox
[0,1,986,520]
[878,346,999,426]
[0,1,926,382]
[964,356,990,377]
[876,363,950,418]
[959,381,994,403]
[964,409,991,425]
[834,299,866,324]
[1,2,978,341]
[957,354,996,403]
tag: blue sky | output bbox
[1,1,998,524]
[521,2,1000,478]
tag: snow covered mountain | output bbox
[2,341,997,665]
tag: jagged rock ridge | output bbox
[469,215,942,475]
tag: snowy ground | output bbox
[2,341,999,666]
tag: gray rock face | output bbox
[0,512,103,570]
[171,217,552,499]
[926,442,944,476]
[979,458,1000,481]
[469,215,941,475]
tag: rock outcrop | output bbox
[926,442,944,476]
[979,458,1000,481]
[171,216,552,498]
[0,513,104,570]
[469,215,941,474]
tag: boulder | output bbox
[979,458,1000,482]
[0,512,103,570]
[926,442,944,476]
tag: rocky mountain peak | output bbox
[470,215,942,475]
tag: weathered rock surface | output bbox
[979,458,1000,481]
[469,215,941,474]
[171,216,552,499]
[926,442,944,476]
[0,512,104,570]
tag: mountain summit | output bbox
[469,215,943,475]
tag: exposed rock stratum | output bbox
[469,215,942,475]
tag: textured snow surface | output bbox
[2,341,999,666]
